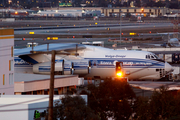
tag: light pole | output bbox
[120,10,122,41]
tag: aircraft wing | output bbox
[14,43,86,56]
[14,43,86,64]
[157,32,179,35]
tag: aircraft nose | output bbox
[165,62,174,73]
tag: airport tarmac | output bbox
[11,20,178,50]
[83,80,180,97]
[14,22,175,35]
[12,20,180,98]
[129,81,180,91]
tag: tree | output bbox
[88,79,136,120]
[134,86,180,120]
[133,96,150,120]
[46,95,99,120]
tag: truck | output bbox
[157,53,180,64]
[170,66,180,81]
[164,54,172,63]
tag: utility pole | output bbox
[120,10,122,41]
[48,50,55,120]
[32,42,34,51]
[30,44,79,120]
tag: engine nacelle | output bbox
[33,59,89,75]
[33,60,64,75]
[72,59,91,75]
[64,61,74,75]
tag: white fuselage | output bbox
[73,45,172,80]
[14,44,173,80]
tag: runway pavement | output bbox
[83,80,179,97]
[129,81,180,91]
[14,22,175,35]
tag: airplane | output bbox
[163,13,178,18]
[14,43,173,80]
[156,33,180,47]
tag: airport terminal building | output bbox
[101,7,170,17]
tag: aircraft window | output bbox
[154,55,159,59]
[151,55,154,59]
[152,54,158,59]
[146,55,150,59]
[147,54,159,59]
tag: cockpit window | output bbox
[146,54,159,59]
[146,55,150,59]
[151,55,154,59]
[154,55,159,59]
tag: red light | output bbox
[149,31,151,33]
[121,33,123,35]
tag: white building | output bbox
[31,9,101,17]
[0,29,14,95]
[0,95,87,120]
[35,10,82,17]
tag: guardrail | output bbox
[9,16,178,22]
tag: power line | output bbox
[0,107,48,112]
[0,96,50,108]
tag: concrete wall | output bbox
[0,29,14,95]
[14,75,79,93]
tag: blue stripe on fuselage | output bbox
[39,66,51,72]
[14,57,164,69]
[85,58,164,68]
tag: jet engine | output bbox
[64,61,74,75]
[33,60,73,75]
[72,59,91,75]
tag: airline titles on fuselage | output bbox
[105,55,126,58]
[90,60,153,67]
